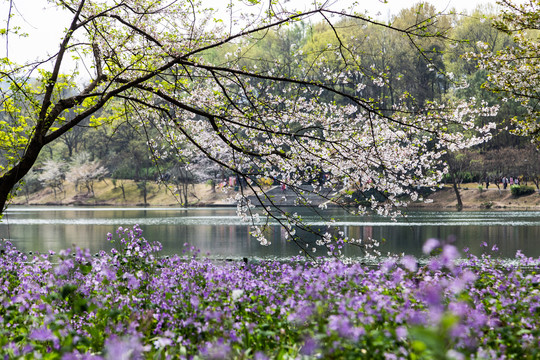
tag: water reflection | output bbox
[1,206,540,259]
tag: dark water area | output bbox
[1,206,540,259]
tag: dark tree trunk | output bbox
[139,181,148,205]
[182,183,189,206]
[452,177,463,211]
[0,138,43,214]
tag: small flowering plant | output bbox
[1,225,540,358]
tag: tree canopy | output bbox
[472,0,540,143]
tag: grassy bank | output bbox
[13,179,540,210]
[410,184,540,210]
[13,179,235,207]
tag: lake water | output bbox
[1,206,540,259]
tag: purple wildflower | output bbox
[300,336,319,356]
[153,337,172,349]
[254,352,269,360]
[62,351,104,359]
[104,336,144,360]
[446,350,465,360]
[123,273,140,290]
[440,244,460,270]
[29,327,56,342]
[328,315,364,341]
[190,295,200,308]
[100,265,117,282]
[200,338,231,359]
[380,258,397,274]
[287,300,314,324]
[421,283,442,309]
[55,259,74,276]
[395,326,407,340]
[423,238,440,254]
[401,255,418,272]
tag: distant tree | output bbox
[167,162,196,206]
[445,151,473,210]
[517,145,540,191]
[66,152,108,196]
[390,2,452,107]
[111,178,127,201]
[38,159,65,199]
[446,5,511,79]
[60,121,86,158]
[19,170,42,204]
[483,148,516,192]
[155,144,231,199]
[102,122,155,181]
[136,180,149,206]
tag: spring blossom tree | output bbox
[471,0,540,142]
[0,0,497,253]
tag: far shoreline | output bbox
[11,180,540,211]
[408,186,540,211]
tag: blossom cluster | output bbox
[152,76,498,248]
[468,0,540,144]
[1,225,539,359]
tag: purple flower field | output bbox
[1,225,539,359]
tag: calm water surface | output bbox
[1,206,540,259]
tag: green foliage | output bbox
[510,185,535,197]
[481,201,494,209]
[443,171,477,184]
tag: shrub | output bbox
[510,185,535,196]
[481,201,493,209]
[255,176,274,186]
[442,172,475,184]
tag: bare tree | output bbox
[519,145,540,191]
